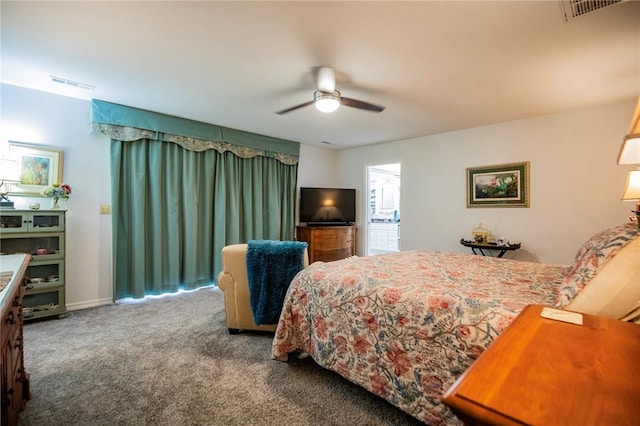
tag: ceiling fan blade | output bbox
[340,97,385,113]
[316,67,336,92]
[275,100,315,115]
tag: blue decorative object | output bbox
[246,240,308,325]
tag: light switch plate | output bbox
[99,205,111,215]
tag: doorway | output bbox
[366,163,401,256]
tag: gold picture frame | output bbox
[467,161,530,208]
[8,141,64,196]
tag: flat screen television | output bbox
[299,187,356,225]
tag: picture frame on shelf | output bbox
[466,161,530,208]
[8,141,64,196]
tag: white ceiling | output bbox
[2,1,639,150]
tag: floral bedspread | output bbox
[272,250,570,425]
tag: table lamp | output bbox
[619,97,640,226]
[0,155,20,209]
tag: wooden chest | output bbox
[296,226,356,263]
[1,255,31,426]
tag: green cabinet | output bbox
[0,210,66,320]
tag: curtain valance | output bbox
[91,99,300,165]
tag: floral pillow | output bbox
[556,223,639,308]
[572,231,598,263]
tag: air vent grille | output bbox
[50,76,95,90]
[559,0,626,21]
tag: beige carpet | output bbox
[18,287,424,426]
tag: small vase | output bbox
[51,197,60,209]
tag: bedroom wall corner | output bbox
[0,84,340,309]
[297,144,338,188]
[336,99,637,265]
[1,83,114,308]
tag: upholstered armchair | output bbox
[217,243,309,334]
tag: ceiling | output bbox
[2,1,639,150]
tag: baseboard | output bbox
[67,287,220,311]
[67,298,113,311]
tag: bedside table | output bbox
[443,304,640,425]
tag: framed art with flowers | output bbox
[466,161,530,208]
[8,141,64,196]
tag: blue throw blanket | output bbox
[246,240,308,325]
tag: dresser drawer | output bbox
[313,227,352,237]
[4,327,23,378]
[3,304,21,338]
[313,235,352,250]
[313,248,353,262]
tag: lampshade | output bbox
[618,97,640,165]
[622,169,640,202]
[314,90,341,113]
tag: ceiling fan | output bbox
[276,67,385,115]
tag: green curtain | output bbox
[111,138,298,300]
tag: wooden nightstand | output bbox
[443,304,640,426]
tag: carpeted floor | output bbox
[18,287,424,426]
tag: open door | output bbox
[366,163,401,256]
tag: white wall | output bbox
[337,100,637,264]
[1,83,337,308]
[298,144,338,187]
[1,84,113,309]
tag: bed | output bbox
[272,223,639,425]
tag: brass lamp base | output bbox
[630,209,640,229]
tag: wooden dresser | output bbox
[296,226,356,263]
[443,304,640,426]
[1,254,31,425]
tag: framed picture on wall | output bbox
[466,161,530,208]
[8,141,64,196]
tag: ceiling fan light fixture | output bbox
[314,90,341,113]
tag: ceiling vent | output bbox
[559,0,627,21]
[50,76,95,90]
